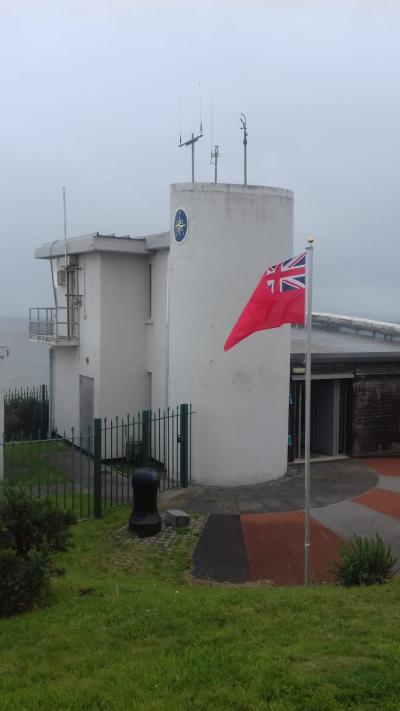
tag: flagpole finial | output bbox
[307,235,315,245]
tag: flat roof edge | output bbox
[35,231,169,259]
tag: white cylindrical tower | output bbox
[168,183,294,485]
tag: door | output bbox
[79,375,94,453]
[310,380,336,455]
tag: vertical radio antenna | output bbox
[179,96,182,144]
[62,186,68,269]
[240,113,248,186]
[198,81,203,133]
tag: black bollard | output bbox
[129,468,161,537]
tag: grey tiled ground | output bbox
[311,499,400,571]
[173,459,379,515]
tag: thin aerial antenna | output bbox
[179,131,204,183]
[179,88,204,182]
[179,96,182,144]
[62,186,68,269]
[198,81,203,133]
[240,113,248,186]
[210,98,214,150]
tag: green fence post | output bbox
[141,410,151,467]
[93,418,102,519]
[179,403,189,488]
[40,384,46,440]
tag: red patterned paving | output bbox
[240,511,343,586]
[363,458,400,477]
[353,488,400,520]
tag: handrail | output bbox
[29,303,80,343]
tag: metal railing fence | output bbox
[2,404,193,519]
[29,298,80,343]
[4,384,49,442]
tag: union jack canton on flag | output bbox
[266,253,306,294]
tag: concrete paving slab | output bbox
[237,500,265,513]
[378,475,400,493]
[185,460,378,515]
[311,500,400,569]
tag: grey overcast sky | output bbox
[1,0,399,318]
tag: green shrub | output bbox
[0,548,50,617]
[333,533,397,586]
[0,484,76,556]
[0,484,76,617]
[4,395,48,441]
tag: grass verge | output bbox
[4,441,70,486]
[1,506,400,710]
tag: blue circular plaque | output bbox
[174,208,188,244]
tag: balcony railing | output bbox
[29,302,80,345]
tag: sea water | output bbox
[0,318,49,392]
[0,312,398,395]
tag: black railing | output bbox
[3,404,193,519]
[4,385,49,442]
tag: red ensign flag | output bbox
[224,253,306,351]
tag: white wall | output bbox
[99,252,149,420]
[168,183,294,485]
[146,248,169,412]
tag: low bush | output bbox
[0,484,76,617]
[4,395,48,441]
[333,533,397,586]
[0,484,76,556]
[0,548,50,617]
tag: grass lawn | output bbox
[1,505,400,710]
[4,441,70,486]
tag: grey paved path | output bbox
[311,493,400,572]
[177,459,378,515]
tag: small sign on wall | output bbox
[174,208,189,244]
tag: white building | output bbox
[30,183,294,485]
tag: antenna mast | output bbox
[62,186,68,269]
[240,113,248,186]
[178,87,204,182]
[179,132,204,183]
[210,145,219,183]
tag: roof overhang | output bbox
[35,231,170,259]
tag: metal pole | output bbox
[241,114,248,186]
[62,187,67,270]
[179,403,189,488]
[48,347,53,438]
[214,153,218,183]
[304,237,314,587]
[93,417,102,519]
[191,133,195,182]
[0,346,8,480]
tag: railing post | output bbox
[141,410,151,467]
[93,418,102,519]
[40,384,46,440]
[179,403,189,488]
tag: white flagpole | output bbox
[304,236,314,587]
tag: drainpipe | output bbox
[165,252,170,409]
[48,346,54,437]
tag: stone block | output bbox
[165,509,190,528]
